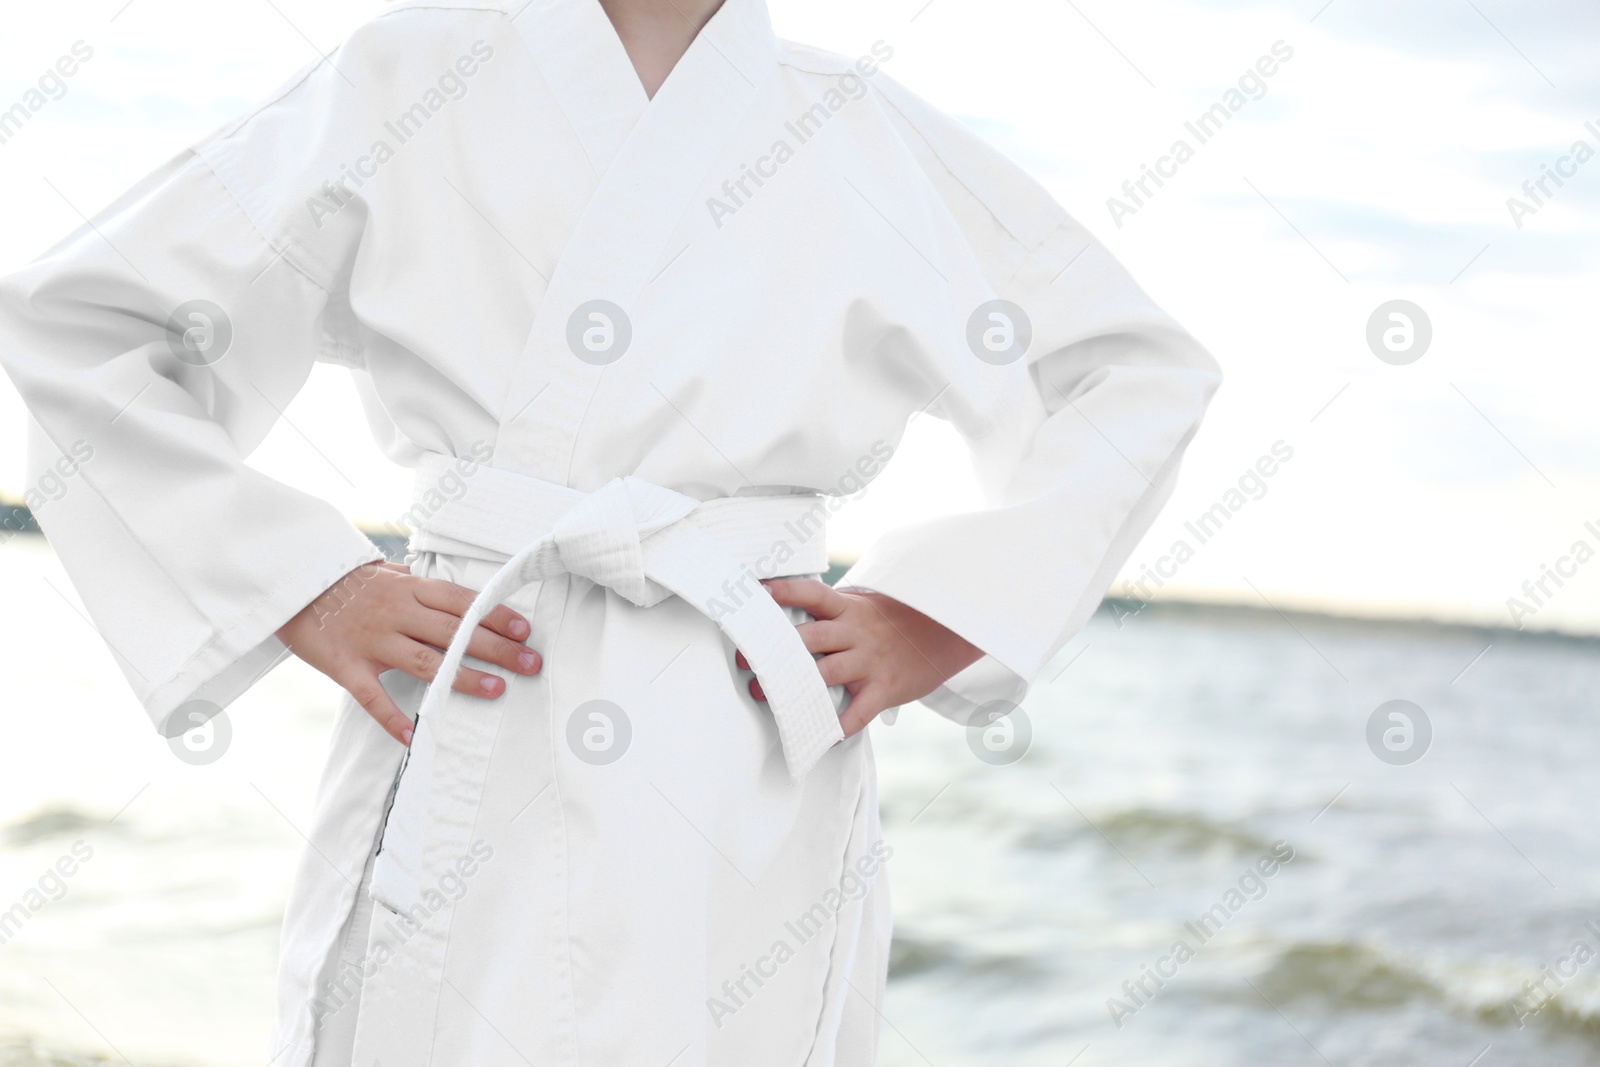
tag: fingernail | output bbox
[519,652,538,672]
[401,728,414,746]
[510,619,530,639]
[480,676,498,694]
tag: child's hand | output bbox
[734,578,985,737]
[275,561,542,746]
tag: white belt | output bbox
[365,454,846,1022]
[403,452,843,779]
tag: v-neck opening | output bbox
[494,0,780,479]
[511,0,774,179]
[598,0,734,107]
[592,5,651,111]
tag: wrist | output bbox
[849,588,984,682]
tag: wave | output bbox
[889,931,1049,982]
[1250,939,1600,1036]
[1019,806,1282,858]
[0,806,116,846]
[0,1039,180,1067]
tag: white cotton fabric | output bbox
[0,0,1222,1062]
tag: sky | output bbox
[0,0,1596,632]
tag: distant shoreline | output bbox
[1100,595,1600,646]
[0,501,38,536]
[3,504,1592,642]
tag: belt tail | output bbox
[644,522,845,780]
[370,538,561,912]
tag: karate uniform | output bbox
[0,0,1221,1063]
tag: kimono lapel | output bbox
[496,0,779,484]
[362,14,791,1042]
[512,0,648,178]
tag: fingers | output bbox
[815,649,867,689]
[412,577,532,642]
[749,672,883,738]
[381,635,512,698]
[346,670,416,746]
[813,650,883,737]
[795,619,853,655]
[762,578,850,621]
[745,650,865,703]
[838,686,884,738]
[408,607,542,677]
[734,620,851,674]
[480,602,533,642]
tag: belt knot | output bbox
[548,476,698,607]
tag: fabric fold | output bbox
[372,457,843,914]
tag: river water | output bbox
[2,537,1598,1065]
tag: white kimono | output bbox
[0,0,1220,1063]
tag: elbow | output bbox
[1037,323,1223,414]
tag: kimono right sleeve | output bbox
[839,72,1222,726]
[0,145,385,736]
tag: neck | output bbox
[598,0,731,98]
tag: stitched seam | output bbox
[797,752,874,1065]
[195,152,332,294]
[546,575,582,1065]
[870,85,1063,259]
[145,542,384,712]
[205,2,513,151]
[774,42,860,76]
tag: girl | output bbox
[0,0,1220,1062]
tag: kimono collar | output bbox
[512,0,780,177]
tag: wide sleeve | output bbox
[0,142,385,736]
[839,83,1223,725]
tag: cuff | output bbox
[836,578,1031,727]
[916,653,1030,725]
[148,534,387,736]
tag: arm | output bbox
[0,122,537,745]
[834,217,1221,727]
[749,219,1218,734]
[739,582,982,736]
[743,76,1221,732]
[0,147,387,734]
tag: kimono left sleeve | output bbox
[0,137,385,736]
[839,84,1224,724]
